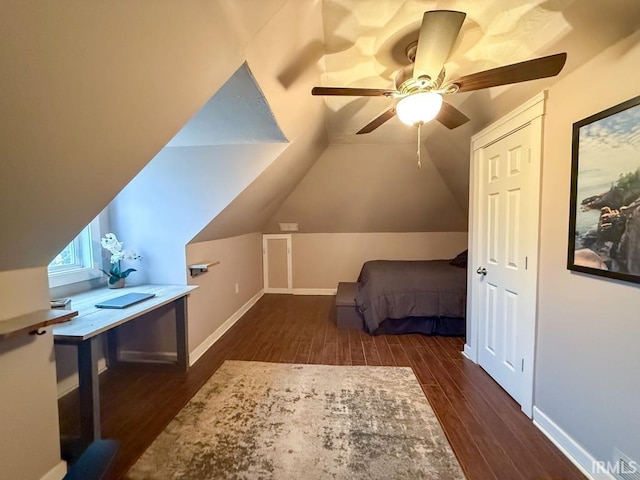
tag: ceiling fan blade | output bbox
[413,10,466,82]
[312,87,395,97]
[453,52,567,93]
[356,107,397,134]
[436,101,470,129]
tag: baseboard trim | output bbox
[292,288,337,296]
[119,350,177,363]
[189,289,264,367]
[532,406,612,480]
[264,288,290,294]
[57,358,107,399]
[40,460,67,480]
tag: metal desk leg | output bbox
[175,296,189,372]
[77,336,101,449]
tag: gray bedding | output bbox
[355,260,467,333]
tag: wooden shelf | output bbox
[188,260,220,277]
[0,309,78,339]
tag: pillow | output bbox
[450,249,468,268]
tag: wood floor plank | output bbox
[388,343,411,367]
[362,340,382,366]
[348,329,366,366]
[373,335,396,366]
[293,339,312,364]
[323,341,338,365]
[398,335,438,385]
[277,336,301,364]
[422,384,499,480]
[57,295,587,480]
[336,329,352,365]
[416,345,532,480]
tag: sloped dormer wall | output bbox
[262,142,469,288]
[0,1,323,477]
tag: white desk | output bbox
[53,284,197,455]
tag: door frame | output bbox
[465,91,546,417]
[262,234,293,294]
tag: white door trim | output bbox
[262,234,293,293]
[467,91,546,417]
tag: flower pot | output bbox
[109,278,125,289]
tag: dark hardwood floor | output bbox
[58,294,586,480]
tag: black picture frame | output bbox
[567,94,640,284]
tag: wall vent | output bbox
[278,223,298,232]
[614,448,640,480]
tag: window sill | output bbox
[48,268,103,289]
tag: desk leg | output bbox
[175,296,189,371]
[106,330,119,368]
[77,337,101,449]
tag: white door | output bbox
[262,234,292,294]
[469,93,545,417]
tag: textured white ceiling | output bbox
[317,0,611,144]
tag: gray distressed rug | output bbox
[127,361,466,479]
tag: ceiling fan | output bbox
[312,10,567,135]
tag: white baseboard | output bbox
[119,350,177,363]
[40,460,67,480]
[57,358,107,399]
[292,288,337,295]
[264,287,290,294]
[532,406,613,480]
[189,289,264,366]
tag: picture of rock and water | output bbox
[572,101,640,277]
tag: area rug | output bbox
[127,361,466,479]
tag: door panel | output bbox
[263,235,292,293]
[469,93,545,417]
[267,239,288,289]
[477,125,532,406]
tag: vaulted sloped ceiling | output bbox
[3,1,640,272]
[0,1,286,271]
[192,0,330,242]
[264,143,468,233]
[192,121,327,242]
[0,0,327,272]
[272,0,640,229]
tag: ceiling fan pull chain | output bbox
[417,122,422,169]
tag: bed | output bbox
[354,258,467,336]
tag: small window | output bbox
[48,215,103,287]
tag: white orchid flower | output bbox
[122,250,140,261]
[101,233,123,254]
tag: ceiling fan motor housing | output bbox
[395,66,445,95]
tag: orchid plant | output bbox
[100,233,141,285]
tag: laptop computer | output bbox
[95,292,156,309]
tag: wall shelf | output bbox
[0,309,78,339]
[188,261,220,277]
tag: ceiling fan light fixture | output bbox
[396,92,443,126]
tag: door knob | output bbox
[476,267,487,276]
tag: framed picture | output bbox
[568,94,640,284]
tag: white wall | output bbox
[265,143,469,234]
[290,232,468,289]
[107,144,282,355]
[186,233,264,357]
[536,36,640,465]
[0,268,63,479]
[109,143,285,286]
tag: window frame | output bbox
[48,215,104,288]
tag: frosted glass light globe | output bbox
[396,92,443,126]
